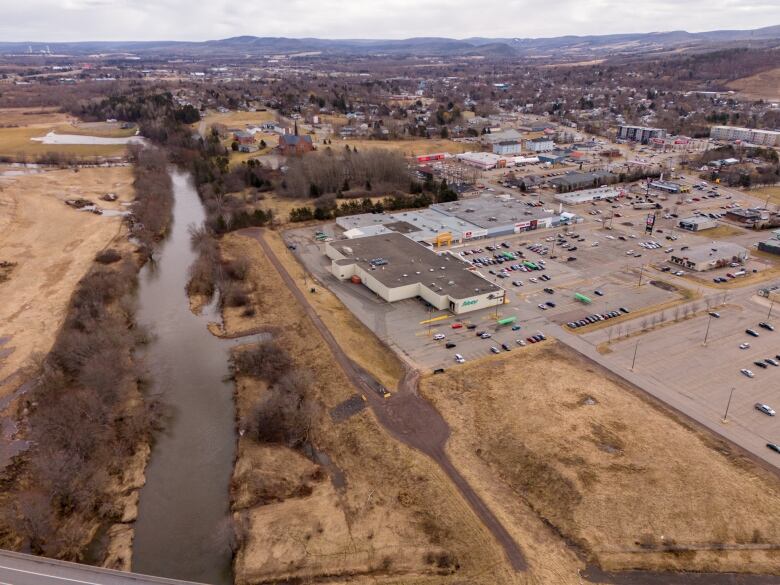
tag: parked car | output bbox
[708,312,720,318]
[766,358,779,367]
[545,301,556,308]
[754,360,769,369]
[451,323,463,329]
[538,303,548,310]
[768,443,780,454]
[433,333,445,341]
[544,287,554,294]
[501,343,511,351]
[466,324,477,330]
[741,368,755,378]
[490,346,501,354]
[759,322,775,331]
[755,403,776,416]
[746,329,760,337]
[445,342,457,349]
[454,354,465,364]
[594,290,604,296]
[480,332,492,339]
[740,343,751,350]
[516,339,526,346]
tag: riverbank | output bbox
[0,157,172,570]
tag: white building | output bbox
[617,125,665,144]
[456,151,505,170]
[492,141,522,156]
[709,126,780,147]
[525,137,554,152]
[669,242,749,272]
[554,186,625,205]
[325,233,505,314]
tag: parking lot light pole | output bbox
[702,314,713,346]
[768,299,774,319]
[630,340,640,371]
[722,387,735,423]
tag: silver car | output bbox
[755,403,776,416]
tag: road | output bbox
[0,550,207,585]
[241,228,528,572]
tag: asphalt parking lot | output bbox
[591,300,780,447]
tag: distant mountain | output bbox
[1,25,779,59]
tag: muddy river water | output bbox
[131,171,237,585]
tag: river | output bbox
[131,170,235,585]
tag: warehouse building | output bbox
[456,151,506,170]
[325,233,505,314]
[336,209,487,246]
[550,170,614,192]
[431,196,570,237]
[678,216,717,231]
[669,242,749,272]
[554,186,625,205]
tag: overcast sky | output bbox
[1,0,779,42]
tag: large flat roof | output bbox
[671,241,748,264]
[431,196,557,229]
[336,209,482,241]
[329,232,502,300]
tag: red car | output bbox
[451,323,463,329]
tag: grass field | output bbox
[421,342,780,574]
[333,138,470,157]
[694,224,746,239]
[0,166,135,397]
[197,109,276,130]
[727,68,780,102]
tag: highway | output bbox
[0,550,208,585]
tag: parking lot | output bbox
[588,299,780,448]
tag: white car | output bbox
[739,343,751,350]
[516,339,526,346]
[529,277,538,283]
[741,368,755,378]
[674,271,685,276]
[626,250,635,255]
[454,354,465,364]
[433,333,445,341]
[537,303,548,310]
[755,403,776,416]
[591,242,599,247]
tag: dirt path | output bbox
[241,228,528,572]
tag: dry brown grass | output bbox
[749,186,780,207]
[0,166,134,397]
[421,342,780,573]
[221,231,526,585]
[692,224,745,239]
[334,138,470,157]
[727,68,780,102]
[197,109,276,129]
[0,109,130,158]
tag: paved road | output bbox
[0,550,208,585]
[241,228,528,572]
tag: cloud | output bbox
[0,0,777,41]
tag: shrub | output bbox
[95,249,122,264]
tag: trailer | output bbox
[497,316,517,326]
[574,293,592,304]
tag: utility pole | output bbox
[631,340,640,371]
[637,264,646,287]
[768,299,775,320]
[722,387,735,423]
[702,313,713,346]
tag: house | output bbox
[233,131,255,145]
[278,134,314,156]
